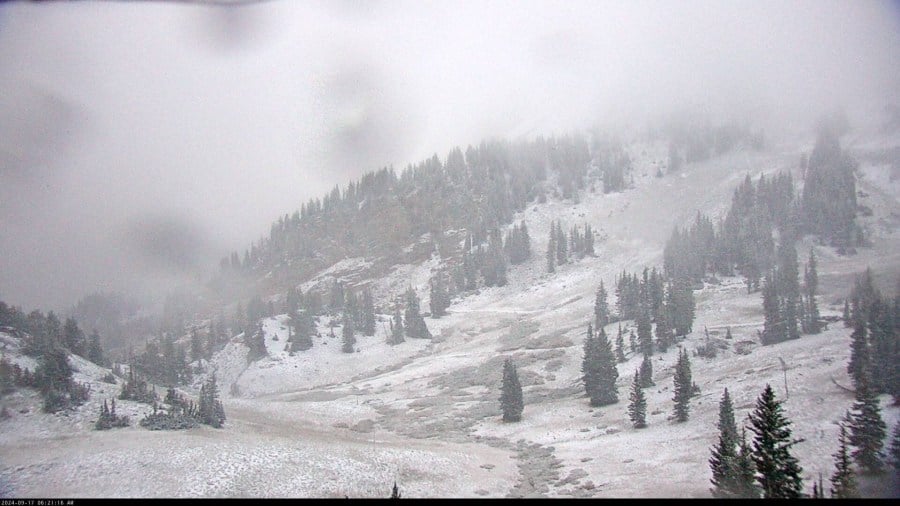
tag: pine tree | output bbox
[847,311,869,391]
[198,373,225,428]
[830,414,858,498]
[637,308,653,356]
[629,329,637,355]
[404,289,431,339]
[581,323,599,405]
[761,271,782,345]
[628,370,647,429]
[390,482,401,499]
[615,325,627,363]
[87,330,104,366]
[500,358,523,422]
[388,306,405,345]
[290,310,314,352]
[595,325,619,406]
[673,348,692,422]
[429,273,450,318]
[709,388,740,497]
[747,384,804,498]
[804,249,821,334]
[889,422,900,473]
[594,282,610,329]
[639,353,654,388]
[734,427,760,498]
[655,308,673,353]
[556,220,568,265]
[812,474,824,499]
[361,288,377,336]
[63,317,86,357]
[848,373,887,474]
[341,311,356,353]
[843,299,851,327]
[190,329,203,363]
[546,232,556,274]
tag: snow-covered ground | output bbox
[2,134,898,497]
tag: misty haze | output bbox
[0,0,898,499]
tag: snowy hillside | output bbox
[2,135,899,498]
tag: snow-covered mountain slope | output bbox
[2,135,898,498]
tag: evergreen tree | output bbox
[637,308,653,356]
[361,288,377,336]
[198,373,225,428]
[388,306,405,345]
[615,325,627,363]
[628,370,647,429]
[629,329,637,355]
[843,299,851,327]
[848,373,887,474]
[403,289,431,339]
[87,330,104,366]
[290,310,315,352]
[429,273,450,318]
[500,358,523,422]
[669,277,696,337]
[747,384,805,498]
[594,282,610,329]
[245,324,267,363]
[709,388,740,497]
[673,348,692,422]
[581,323,599,405]
[595,325,619,406]
[341,311,356,353]
[734,427,760,498]
[556,220,568,265]
[830,414,858,498]
[889,422,900,473]
[390,482,401,499]
[639,353,654,388]
[655,308,673,353]
[847,311,869,391]
[190,329,203,363]
[804,249,821,334]
[546,231,556,274]
[761,271,782,345]
[63,317,86,357]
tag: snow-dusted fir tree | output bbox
[594,282,609,329]
[889,422,900,473]
[709,388,739,497]
[404,288,431,339]
[748,384,804,498]
[803,249,821,334]
[198,373,225,428]
[639,353,654,388]
[672,348,692,422]
[361,287,377,336]
[582,323,599,405]
[735,427,760,498]
[341,311,356,353]
[628,370,647,429]
[500,358,523,422]
[615,325,627,363]
[388,306,405,345]
[594,325,619,406]
[637,307,653,356]
[830,414,858,498]
[848,372,887,474]
[847,310,869,391]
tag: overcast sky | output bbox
[1,0,898,311]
